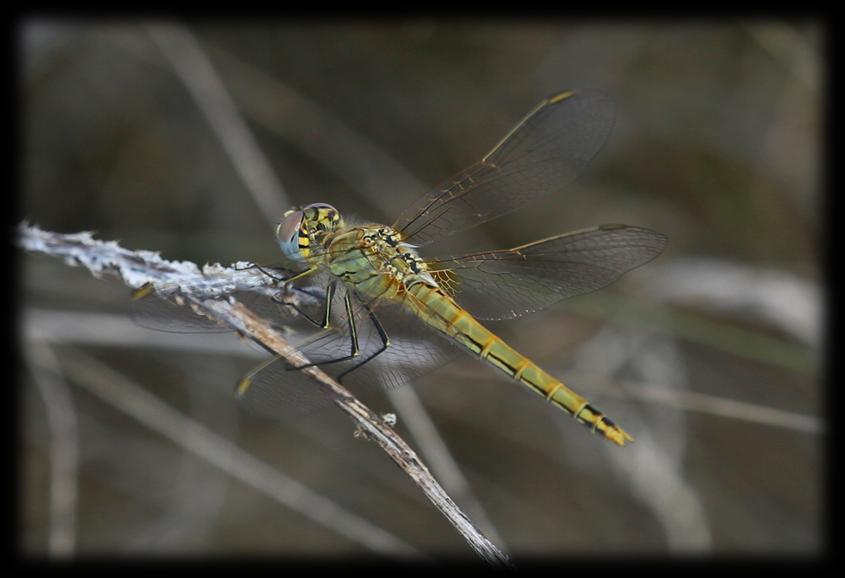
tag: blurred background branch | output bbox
[31,345,422,557]
[25,344,79,557]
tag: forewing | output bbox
[393,90,615,246]
[428,225,667,320]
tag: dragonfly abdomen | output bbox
[406,281,633,446]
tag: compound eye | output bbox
[305,202,338,217]
[277,209,303,242]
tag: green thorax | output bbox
[320,225,433,301]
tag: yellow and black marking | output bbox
[404,278,634,446]
[298,204,344,260]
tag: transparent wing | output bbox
[427,225,667,321]
[129,288,304,334]
[130,289,232,333]
[237,286,460,421]
[392,89,615,246]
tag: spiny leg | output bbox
[286,292,361,371]
[235,354,286,399]
[241,261,320,290]
[233,320,354,400]
[235,282,335,397]
[233,261,300,282]
[234,263,326,320]
[277,281,336,329]
[336,304,390,385]
[281,266,318,288]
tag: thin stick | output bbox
[146,24,289,219]
[18,223,511,566]
[386,387,508,547]
[25,344,79,557]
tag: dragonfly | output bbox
[134,89,666,446]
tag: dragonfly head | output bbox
[276,203,344,262]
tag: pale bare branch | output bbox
[386,387,507,548]
[18,223,511,566]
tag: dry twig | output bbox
[18,223,511,566]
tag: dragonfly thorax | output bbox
[325,224,436,300]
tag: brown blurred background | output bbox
[20,19,822,559]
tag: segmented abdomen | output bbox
[405,281,633,446]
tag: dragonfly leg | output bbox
[286,292,361,371]
[234,262,283,281]
[234,261,292,276]
[336,305,389,385]
[235,355,287,399]
[282,266,318,289]
[251,263,288,281]
[277,281,336,329]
